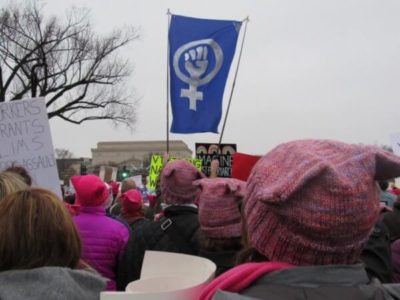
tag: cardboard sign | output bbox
[100,251,216,300]
[148,155,202,190]
[0,98,61,197]
[195,143,237,177]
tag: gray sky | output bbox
[10,0,400,157]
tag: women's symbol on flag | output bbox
[169,15,241,134]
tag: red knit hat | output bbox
[160,160,205,205]
[70,175,109,207]
[121,189,143,214]
[245,139,400,266]
[108,181,120,196]
[195,178,245,238]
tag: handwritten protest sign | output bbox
[0,98,61,197]
[195,143,237,177]
[148,155,202,190]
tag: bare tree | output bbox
[0,1,139,126]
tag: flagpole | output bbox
[166,9,172,154]
[218,17,249,146]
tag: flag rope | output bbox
[218,17,250,147]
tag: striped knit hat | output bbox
[245,139,400,266]
[160,160,205,205]
[195,178,246,238]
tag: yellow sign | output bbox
[148,155,203,190]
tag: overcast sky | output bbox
[7,0,400,157]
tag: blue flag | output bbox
[169,15,241,133]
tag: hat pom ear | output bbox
[225,180,246,198]
[375,150,400,181]
[162,166,175,178]
[193,179,204,191]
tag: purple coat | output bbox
[73,206,130,291]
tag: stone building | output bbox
[91,140,192,167]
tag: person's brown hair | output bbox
[0,171,28,200]
[5,165,32,186]
[120,179,137,194]
[198,230,242,252]
[0,188,81,271]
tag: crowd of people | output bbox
[2,139,400,299]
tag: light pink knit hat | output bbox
[195,178,246,238]
[160,160,205,205]
[245,139,400,266]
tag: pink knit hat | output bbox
[195,178,246,238]
[70,175,109,207]
[245,139,400,266]
[108,181,120,196]
[160,160,205,205]
[121,189,143,214]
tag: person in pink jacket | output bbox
[72,175,130,291]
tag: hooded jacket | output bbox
[0,267,105,300]
[73,206,130,291]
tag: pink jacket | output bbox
[73,206,130,291]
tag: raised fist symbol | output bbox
[184,46,208,82]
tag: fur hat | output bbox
[160,160,205,205]
[245,139,400,265]
[195,178,245,238]
[70,175,109,207]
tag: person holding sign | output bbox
[0,188,105,299]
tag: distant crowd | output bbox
[3,139,400,299]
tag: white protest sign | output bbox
[128,175,143,188]
[0,98,61,197]
[100,251,216,300]
[390,133,400,156]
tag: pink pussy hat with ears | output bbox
[245,139,400,266]
[195,178,246,239]
[160,159,205,205]
[121,189,144,214]
[70,175,109,207]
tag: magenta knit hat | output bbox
[160,160,205,205]
[195,178,246,238]
[70,175,109,207]
[245,139,400,266]
[121,189,143,214]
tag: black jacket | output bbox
[117,205,200,289]
[199,249,238,277]
[361,220,393,283]
[383,203,400,242]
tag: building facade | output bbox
[91,140,192,167]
